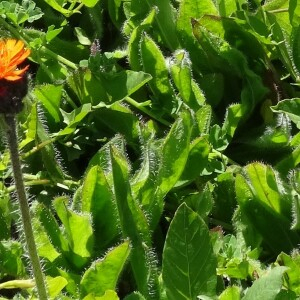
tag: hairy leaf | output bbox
[162,203,217,299]
[81,166,119,250]
[242,267,287,300]
[80,241,131,298]
[54,197,94,269]
[235,163,300,255]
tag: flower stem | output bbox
[125,96,171,126]
[4,114,48,300]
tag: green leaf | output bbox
[81,0,100,8]
[170,49,202,110]
[267,14,300,81]
[193,20,267,112]
[58,103,92,136]
[35,107,66,181]
[289,0,300,27]
[235,163,300,255]
[0,194,11,240]
[86,135,125,178]
[35,203,69,254]
[291,187,300,230]
[101,71,152,103]
[222,104,244,140]
[35,53,69,83]
[96,103,140,148]
[53,196,94,269]
[179,136,210,184]
[177,0,218,28]
[196,105,213,134]
[275,290,297,299]
[212,171,237,225]
[128,7,156,70]
[32,203,63,263]
[199,73,225,107]
[110,146,159,298]
[56,268,81,296]
[150,0,179,50]
[23,0,44,22]
[271,98,300,129]
[292,25,300,73]
[217,0,238,17]
[162,203,217,299]
[47,276,68,299]
[110,144,150,235]
[108,0,124,28]
[74,27,92,45]
[128,0,178,50]
[19,103,38,149]
[176,0,218,70]
[276,252,300,295]
[156,110,193,197]
[34,84,63,123]
[185,183,214,218]
[242,267,287,300]
[191,80,206,105]
[80,241,131,298]
[148,110,193,229]
[0,0,43,25]
[83,290,119,300]
[42,0,74,17]
[263,0,288,11]
[219,286,240,300]
[216,233,258,280]
[130,133,162,209]
[68,69,151,105]
[140,33,177,113]
[222,120,290,165]
[67,67,109,104]
[81,166,119,249]
[0,241,25,277]
[275,144,300,175]
[45,25,63,43]
[239,163,286,213]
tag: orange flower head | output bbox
[0,39,31,81]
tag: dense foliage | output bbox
[1,0,300,299]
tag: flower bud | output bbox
[0,76,28,114]
[0,39,30,114]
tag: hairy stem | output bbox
[4,114,48,300]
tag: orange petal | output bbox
[0,39,30,81]
[6,40,23,57]
[4,74,23,81]
[6,66,28,75]
[10,49,31,66]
